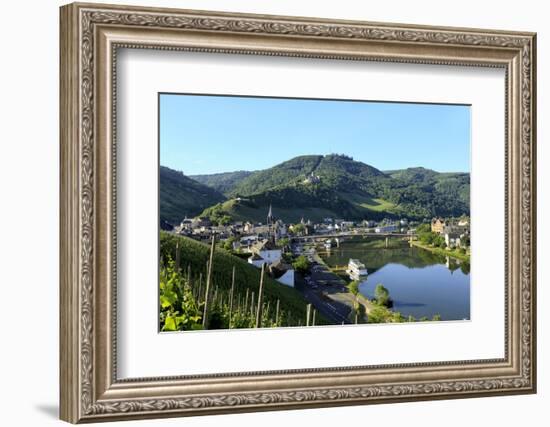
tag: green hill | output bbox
[228,155,325,196]
[160,166,226,225]
[385,167,470,217]
[195,155,469,223]
[162,155,470,225]
[384,167,441,183]
[228,154,387,198]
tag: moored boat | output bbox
[346,258,368,280]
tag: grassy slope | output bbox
[358,198,398,212]
[210,198,347,223]
[208,192,401,224]
[339,193,400,214]
[160,232,328,325]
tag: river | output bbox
[319,239,470,321]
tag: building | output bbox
[240,235,259,246]
[210,225,232,239]
[444,232,462,248]
[179,216,193,228]
[247,253,265,268]
[232,221,244,233]
[252,225,271,237]
[431,217,448,234]
[268,260,295,287]
[303,171,320,184]
[249,239,282,266]
[314,223,329,233]
[273,219,288,240]
[375,224,397,233]
[339,220,355,229]
[458,217,470,227]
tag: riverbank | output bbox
[300,251,374,321]
[316,239,469,321]
[313,244,396,320]
[410,240,470,263]
[326,289,375,319]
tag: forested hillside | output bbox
[161,155,470,224]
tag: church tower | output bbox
[267,204,275,242]
[267,203,274,226]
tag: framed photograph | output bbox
[60,2,537,423]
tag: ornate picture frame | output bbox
[60,2,536,423]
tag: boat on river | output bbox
[346,258,368,280]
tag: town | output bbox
[166,206,471,297]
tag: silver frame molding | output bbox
[60,2,537,423]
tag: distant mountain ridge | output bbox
[160,155,470,225]
[190,170,254,194]
[227,154,386,198]
[160,166,226,224]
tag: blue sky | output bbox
[160,93,470,175]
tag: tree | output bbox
[348,280,362,322]
[352,301,366,324]
[419,229,436,245]
[348,280,360,296]
[292,255,310,274]
[291,223,306,236]
[223,236,236,251]
[416,223,431,233]
[277,237,290,248]
[201,204,233,226]
[374,284,390,307]
[367,305,388,323]
[391,311,406,323]
[432,234,445,248]
[218,215,231,226]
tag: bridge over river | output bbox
[290,231,416,243]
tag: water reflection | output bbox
[321,242,470,321]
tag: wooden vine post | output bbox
[255,263,266,328]
[228,266,236,328]
[202,234,216,328]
